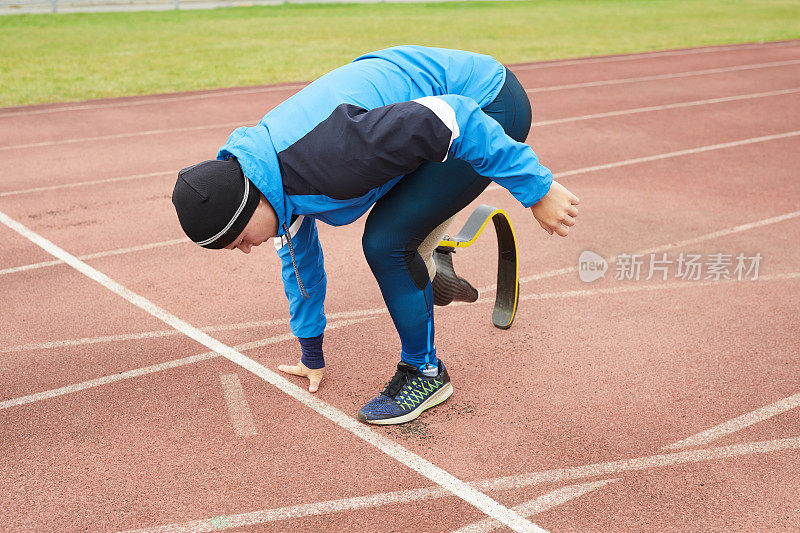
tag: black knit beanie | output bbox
[172,157,261,249]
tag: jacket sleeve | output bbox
[274,215,327,339]
[417,94,553,207]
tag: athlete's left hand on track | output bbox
[530,180,580,237]
[278,361,324,393]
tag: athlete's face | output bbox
[225,195,279,254]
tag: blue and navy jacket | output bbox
[217,45,553,341]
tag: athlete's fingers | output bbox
[555,224,570,237]
[562,214,576,227]
[278,364,306,377]
[570,194,580,205]
[308,375,322,393]
[537,219,554,235]
[567,205,579,217]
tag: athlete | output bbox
[172,45,579,425]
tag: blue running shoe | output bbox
[357,360,453,425]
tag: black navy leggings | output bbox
[362,67,532,369]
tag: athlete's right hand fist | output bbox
[530,180,580,237]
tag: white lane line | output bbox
[0,209,543,533]
[516,272,800,303]
[219,373,258,438]
[121,486,448,533]
[512,40,800,71]
[1,330,185,353]
[535,88,800,126]
[0,305,386,354]
[0,84,308,118]
[453,479,620,533]
[0,238,188,277]
[0,316,374,411]
[485,130,800,199]
[466,271,800,310]
[0,351,218,411]
[0,170,172,198]
[121,436,800,532]
[664,393,800,451]
[0,259,63,276]
[478,436,800,492]
[0,121,244,152]
[558,131,800,178]
[0,320,289,354]
[636,211,800,255]
[525,59,800,93]
[5,61,800,152]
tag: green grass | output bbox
[0,0,798,107]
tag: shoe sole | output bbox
[361,382,454,425]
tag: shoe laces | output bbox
[381,366,415,398]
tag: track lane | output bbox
[2,42,799,532]
[0,357,477,532]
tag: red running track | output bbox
[1,40,799,532]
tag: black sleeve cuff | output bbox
[298,333,324,369]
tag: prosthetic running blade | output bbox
[437,204,520,329]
